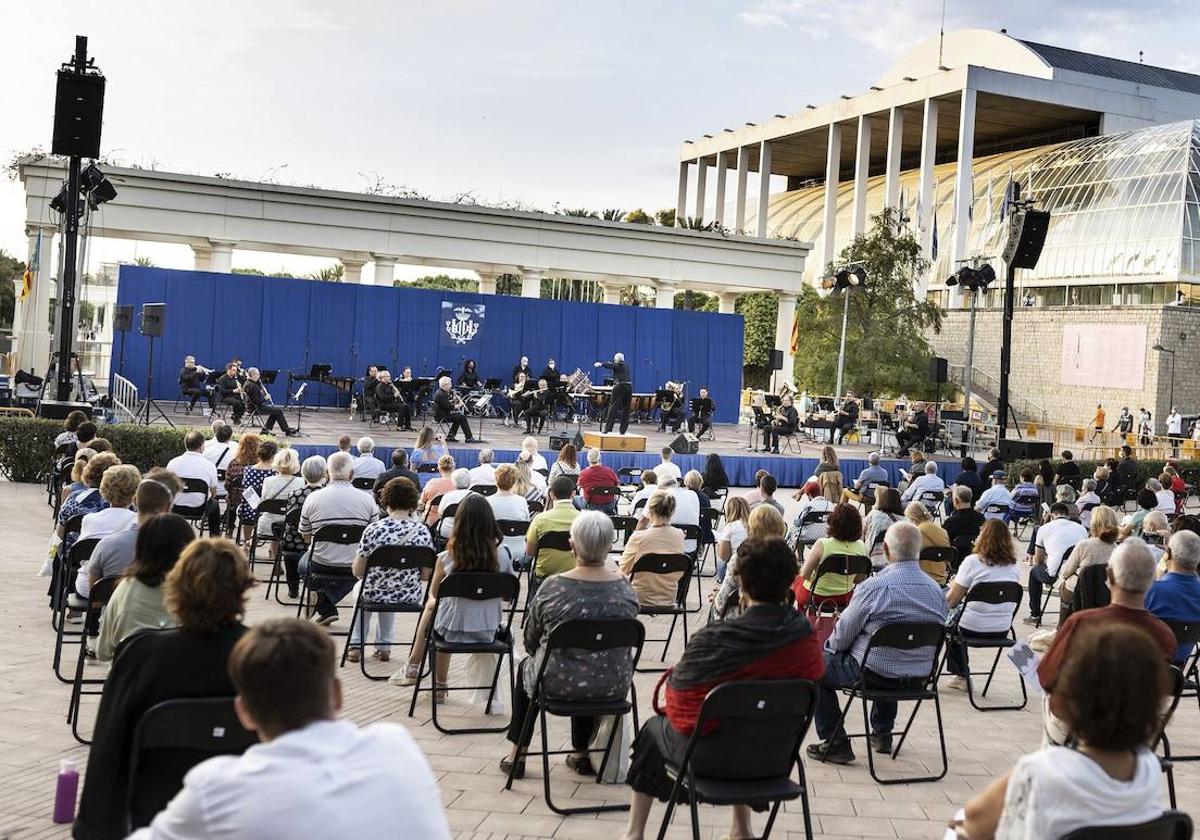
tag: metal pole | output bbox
[835,288,850,398]
[55,36,89,403]
[998,259,1016,441]
[963,289,977,417]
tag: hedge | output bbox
[0,417,189,483]
[1004,457,1200,487]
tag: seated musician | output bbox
[373,369,413,431]
[763,393,799,454]
[507,371,534,427]
[658,382,685,433]
[512,355,532,384]
[178,355,214,414]
[214,362,245,423]
[459,358,482,392]
[687,386,715,437]
[433,376,474,442]
[244,367,296,436]
[539,358,561,387]
[362,365,380,417]
[835,391,860,445]
[524,379,551,434]
[895,400,930,456]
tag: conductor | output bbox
[594,352,632,434]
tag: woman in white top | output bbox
[1150,478,1176,514]
[714,496,750,582]
[520,436,548,472]
[487,465,531,559]
[943,518,1020,688]
[547,444,580,483]
[513,454,547,506]
[256,448,305,540]
[75,465,141,598]
[1075,479,1102,530]
[956,622,1168,839]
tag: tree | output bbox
[600,208,625,221]
[0,250,23,330]
[673,290,717,312]
[791,206,942,398]
[623,208,653,224]
[307,264,344,282]
[560,207,598,219]
[654,208,676,227]
[402,274,479,293]
[232,267,265,275]
[132,256,155,267]
[736,292,779,388]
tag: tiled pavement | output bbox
[2,480,1196,839]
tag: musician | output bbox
[834,391,860,445]
[362,365,380,417]
[524,379,551,434]
[459,358,482,391]
[243,367,296,436]
[895,400,930,456]
[763,393,799,454]
[506,371,534,426]
[374,370,413,431]
[214,362,245,423]
[178,355,214,413]
[433,376,474,442]
[657,381,685,433]
[512,356,532,385]
[230,357,248,385]
[594,352,632,434]
[687,386,715,437]
[539,358,562,386]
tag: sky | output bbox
[2,0,1197,277]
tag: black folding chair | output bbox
[351,476,375,491]
[246,497,288,580]
[339,544,437,680]
[617,467,643,499]
[860,479,888,514]
[416,462,440,476]
[1033,544,1071,629]
[408,571,521,735]
[795,509,830,552]
[1060,811,1192,840]
[631,495,649,518]
[52,535,100,682]
[1008,492,1041,538]
[522,529,572,624]
[608,515,638,554]
[919,545,957,584]
[674,523,706,611]
[505,619,645,815]
[630,553,693,672]
[656,679,818,840]
[265,506,303,605]
[804,553,872,614]
[125,697,259,833]
[821,622,948,785]
[66,576,118,744]
[918,489,946,522]
[295,524,366,638]
[587,485,622,512]
[940,581,1026,711]
[470,484,497,497]
[171,478,215,536]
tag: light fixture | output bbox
[49,183,72,214]
[81,161,117,208]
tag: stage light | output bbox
[976,264,997,286]
[49,183,72,214]
[81,162,117,208]
[848,266,867,286]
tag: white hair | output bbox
[439,375,451,388]
[614,352,624,363]
[868,451,880,465]
[587,447,601,465]
[327,451,355,481]
[451,468,471,489]
[1082,478,1097,492]
[1109,538,1156,594]
[924,460,937,475]
[273,448,301,475]
[1147,478,1163,493]
[357,436,374,453]
[247,366,260,378]
[570,511,614,566]
[301,455,327,485]
[883,520,923,563]
[478,448,493,464]
[1170,531,1200,572]
[522,436,538,453]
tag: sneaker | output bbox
[65,610,83,625]
[806,739,855,765]
[1021,615,1042,626]
[869,733,893,755]
[947,676,968,692]
[312,612,338,627]
[389,664,421,686]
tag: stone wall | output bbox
[927,304,1200,428]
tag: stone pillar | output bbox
[476,270,498,295]
[755,140,773,237]
[600,281,623,306]
[735,146,750,233]
[339,258,366,284]
[949,88,977,309]
[694,158,707,224]
[917,97,940,298]
[208,239,236,274]
[13,224,56,373]
[852,115,872,237]
[822,123,843,272]
[713,151,728,228]
[655,281,677,309]
[372,254,399,287]
[520,268,543,299]
[675,161,689,227]
[885,106,904,209]
[190,244,212,271]
[775,292,798,383]
[717,291,738,314]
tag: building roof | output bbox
[1019,40,1200,95]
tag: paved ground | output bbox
[1,480,1195,840]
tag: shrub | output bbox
[0,417,189,483]
[1004,457,1200,487]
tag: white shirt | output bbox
[630,485,659,518]
[716,519,747,560]
[468,463,496,486]
[1076,491,1101,529]
[78,506,137,543]
[166,451,219,509]
[900,472,946,504]
[1156,489,1176,513]
[202,440,238,497]
[488,493,530,558]
[299,482,379,566]
[975,484,1012,517]
[522,452,548,472]
[655,460,682,485]
[668,485,701,553]
[351,453,385,480]
[436,488,474,538]
[995,747,1162,840]
[129,719,450,840]
[952,555,1021,633]
[1168,412,1183,434]
[1035,517,1088,576]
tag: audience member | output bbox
[279,455,327,599]
[629,469,658,515]
[974,471,1013,519]
[221,434,259,537]
[374,448,420,501]
[576,448,620,513]
[794,503,867,608]
[714,496,750,581]
[201,422,238,499]
[900,459,945,504]
[1119,488,1160,539]
[1056,505,1119,622]
[525,476,580,583]
[712,505,788,620]
[418,455,457,525]
[78,464,140,545]
[410,426,447,469]
[753,473,784,515]
[795,471,841,543]
[1024,503,1087,625]
[842,451,888,506]
[1076,478,1102,529]
[548,444,580,483]
[943,519,1020,689]
[943,485,985,550]
[1145,530,1200,664]
[700,453,729,498]
[654,446,681,485]
[951,456,983,505]
[906,501,950,584]
[76,477,171,600]
[620,492,685,606]
[256,448,304,543]
[862,486,903,566]
[434,469,474,539]
[351,437,384,481]
[468,448,497,486]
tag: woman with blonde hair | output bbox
[1055,505,1119,624]
[620,491,685,606]
[712,504,789,619]
[943,518,1020,689]
[794,446,840,500]
[520,436,548,472]
[905,500,950,584]
[715,496,751,582]
[513,453,547,506]
[795,471,843,543]
[410,426,447,469]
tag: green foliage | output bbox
[600,208,625,221]
[561,208,598,218]
[403,274,479,293]
[733,293,779,388]
[0,418,189,482]
[307,264,344,282]
[232,267,265,275]
[132,256,156,267]
[0,249,23,329]
[654,208,676,227]
[673,290,718,312]
[623,209,653,224]
[792,207,942,397]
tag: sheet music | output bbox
[241,486,261,511]
[293,382,307,401]
[1006,641,1044,696]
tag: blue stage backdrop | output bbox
[112,266,745,422]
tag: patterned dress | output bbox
[356,516,434,605]
[236,466,276,523]
[58,488,109,559]
[280,484,318,556]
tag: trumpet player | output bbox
[245,367,297,436]
[433,375,474,442]
[178,355,215,414]
[214,362,246,423]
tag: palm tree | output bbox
[307,264,344,282]
[132,256,155,267]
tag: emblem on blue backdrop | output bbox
[441,302,484,347]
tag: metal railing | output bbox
[111,373,139,424]
[946,363,1047,425]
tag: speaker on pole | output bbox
[52,60,106,159]
[769,349,784,371]
[139,303,165,338]
[113,304,133,333]
[1001,209,1050,270]
[929,356,948,385]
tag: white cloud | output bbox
[738,11,788,27]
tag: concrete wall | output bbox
[928,304,1200,428]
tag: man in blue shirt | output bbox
[807,521,947,764]
[1145,531,1200,664]
[842,451,889,508]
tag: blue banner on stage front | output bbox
[440,301,485,348]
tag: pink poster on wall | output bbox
[1060,324,1146,389]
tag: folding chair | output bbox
[1008,492,1041,538]
[940,581,1026,711]
[470,484,497,497]
[416,462,440,477]
[52,535,100,682]
[820,621,948,785]
[1167,619,1200,712]
[918,490,946,522]
[407,571,521,735]
[795,509,831,552]
[981,503,1009,522]
[919,545,958,584]
[294,524,366,638]
[656,679,819,840]
[708,485,729,512]
[860,479,888,514]
[264,507,303,606]
[630,553,693,672]
[631,495,649,518]
[804,553,873,613]
[778,430,801,455]
[171,478,215,537]
[351,476,376,492]
[505,619,645,815]
[432,502,460,550]
[497,519,530,572]
[1033,544,1071,629]
[617,467,643,501]
[586,485,622,513]
[125,698,259,834]
[245,497,288,581]
[522,530,572,624]
[1156,665,1189,808]
[66,576,118,744]
[1059,811,1192,840]
[608,515,638,554]
[339,544,438,680]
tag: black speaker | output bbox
[998,439,1053,461]
[1001,209,1050,270]
[929,356,948,384]
[52,70,106,159]
[37,399,95,421]
[548,434,571,451]
[769,349,784,371]
[113,304,133,333]
[139,302,165,338]
[670,433,700,455]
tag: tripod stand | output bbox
[138,335,174,427]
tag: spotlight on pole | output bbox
[827,262,868,401]
[81,162,117,208]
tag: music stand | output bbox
[483,377,501,390]
[260,369,278,385]
[309,363,332,379]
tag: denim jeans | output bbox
[814,651,920,743]
[573,496,617,515]
[297,557,356,613]
[1027,565,1056,616]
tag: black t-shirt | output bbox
[979,458,1004,479]
[178,366,203,389]
[512,364,531,384]
[460,370,481,388]
[433,389,457,420]
[944,508,986,546]
[601,360,630,385]
[1057,461,1081,479]
[692,397,714,416]
[215,373,240,398]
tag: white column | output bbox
[339,258,365,284]
[520,268,543,299]
[755,140,773,237]
[949,88,977,309]
[655,281,677,309]
[775,292,798,384]
[476,271,498,295]
[13,224,56,373]
[190,244,212,271]
[885,106,904,209]
[694,159,707,224]
[208,240,236,273]
[713,151,728,228]
[822,123,843,271]
[917,97,940,298]
[735,146,750,233]
[717,291,738,314]
[600,281,623,306]
[852,115,872,237]
[372,254,399,286]
[675,161,689,227]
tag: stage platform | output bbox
[158,404,961,488]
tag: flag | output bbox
[931,211,939,262]
[789,312,799,355]
[967,173,974,223]
[1000,169,1014,221]
[19,229,40,302]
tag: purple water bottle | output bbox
[52,758,79,823]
